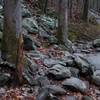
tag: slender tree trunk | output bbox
[2,0,23,83]
[82,0,89,22]
[44,0,48,14]
[69,0,72,19]
[57,0,72,51]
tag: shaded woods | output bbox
[0,0,100,99]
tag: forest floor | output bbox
[0,29,100,100]
[0,1,100,100]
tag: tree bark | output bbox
[44,0,48,14]
[57,0,72,51]
[82,0,89,22]
[2,0,23,83]
[2,0,22,64]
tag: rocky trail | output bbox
[0,30,100,100]
[0,1,100,100]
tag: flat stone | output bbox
[43,85,66,95]
[62,77,87,93]
[47,64,71,80]
[86,53,100,70]
[43,58,65,68]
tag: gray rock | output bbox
[37,89,58,100]
[36,89,49,100]
[48,36,58,44]
[38,26,50,39]
[23,58,38,85]
[88,11,98,25]
[62,51,74,65]
[47,64,71,80]
[34,76,50,86]
[62,56,74,67]
[40,15,58,30]
[86,53,100,70]
[25,57,38,72]
[23,17,39,33]
[43,85,66,95]
[93,39,100,48]
[74,54,93,75]
[62,77,87,93]
[0,73,10,86]
[82,96,93,100]
[43,59,65,68]
[66,96,77,100]
[21,4,31,18]
[69,67,79,78]
[26,51,47,60]
[92,70,100,86]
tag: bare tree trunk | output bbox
[2,0,23,83]
[57,0,72,51]
[44,0,48,14]
[82,0,89,22]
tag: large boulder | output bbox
[47,64,71,80]
[62,77,87,93]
